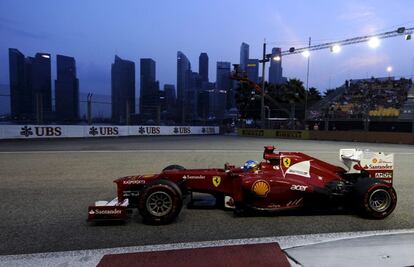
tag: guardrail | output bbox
[237,128,414,144]
[0,125,219,139]
[237,128,309,139]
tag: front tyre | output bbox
[355,179,397,219]
[138,179,183,225]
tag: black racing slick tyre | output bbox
[354,179,397,219]
[138,179,183,225]
[162,165,186,171]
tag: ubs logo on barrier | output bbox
[173,127,191,134]
[20,126,62,137]
[89,126,119,136]
[138,126,160,135]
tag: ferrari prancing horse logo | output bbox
[283,158,291,168]
[212,176,221,187]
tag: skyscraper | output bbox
[216,62,231,91]
[176,51,191,102]
[32,53,52,115]
[199,52,209,83]
[216,61,232,109]
[210,89,227,120]
[9,48,30,118]
[164,84,176,112]
[176,51,191,122]
[111,55,135,124]
[240,42,249,72]
[269,47,283,84]
[186,71,203,120]
[8,49,52,122]
[246,59,259,84]
[55,55,79,121]
[140,58,159,120]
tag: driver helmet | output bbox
[243,160,259,172]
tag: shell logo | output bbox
[251,180,270,197]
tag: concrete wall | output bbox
[237,128,414,144]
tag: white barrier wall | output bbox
[0,125,219,139]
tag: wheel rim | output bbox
[369,188,391,212]
[146,191,173,217]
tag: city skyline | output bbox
[1,0,414,97]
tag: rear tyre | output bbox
[162,164,186,171]
[138,179,183,225]
[354,179,397,219]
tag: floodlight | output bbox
[330,44,341,53]
[368,37,380,48]
[302,50,310,58]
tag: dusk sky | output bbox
[1,0,414,96]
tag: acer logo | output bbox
[290,185,308,191]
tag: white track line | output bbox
[1,229,414,267]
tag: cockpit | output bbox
[263,145,280,166]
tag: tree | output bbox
[235,82,261,119]
[307,87,322,107]
[324,89,335,98]
[235,78,311,121]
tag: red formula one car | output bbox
[88,146,397,225]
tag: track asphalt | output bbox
[0,135,413,255]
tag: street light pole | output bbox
[304,37,311,121]
[261,41,266,128]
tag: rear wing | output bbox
[339,148,394,184]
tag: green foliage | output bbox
[235,82,261,119]
[324,89,335,98]
[235,78,323,121]
[308,87,322,106]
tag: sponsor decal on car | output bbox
[290,184,308,191]
[284,160,311,178]
[183,175,206,180]
[212,176,221,187]
[88,209,122,215]
[123,180,146,185]
[267,203,281,209]
[251,180,270,197]
[375,172,393,178]
[282,158,291,168]
[286,198,303,207]
[365,164,393,170]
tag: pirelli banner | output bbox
[237,128,309,140]
[0,125,219,139]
